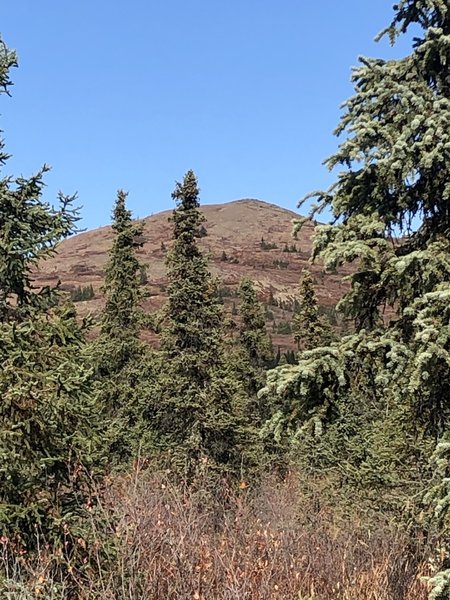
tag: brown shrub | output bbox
[1,467,430,599]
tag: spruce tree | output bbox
[423,438,450,599]
[93,190,151,465]
[236,277,273,395]
[0,36,101,564]
[260,0,450,515]
[151,171,241,478]
[292,270,332,352]
[101,190,145,345]
[230,277,275,467]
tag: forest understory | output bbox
[1,467,431,600]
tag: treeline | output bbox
[1,1,450,597]
[0,139,329,594]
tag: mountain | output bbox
[34,199,350,350]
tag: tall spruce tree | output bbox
[151,171,242,478]
[231,277,275,468]
[292,270,332,352]
[94,190,152,465]
[0,37,101,564]
[260,0,450,526]
[234,277,273,408]
[101,190,146,344]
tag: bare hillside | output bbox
[35,199,349,349]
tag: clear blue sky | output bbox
[1,1,413,230]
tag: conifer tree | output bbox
[260,0,450,508]
[151,171,241,478]
[0,36,101,561]
[292,270,332,352]
[94,190,151,464]
[232,278,275,464]
[236,277,273,394]
[101,190,145,347]
[423,438,450,599]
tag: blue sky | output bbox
[1,1,413,230]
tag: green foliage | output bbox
[236,277,273,390]
[226,277,274,468]
[424,439,450,599]
[139,264,149,285]
[0,307,101,547]
[197,224,208,238]
[0,37,17,94]
[0,40,78,323]
[149,171,245,479]
[292,270,333,351]
[265,306,274,321]
[318,304,338,327]
[70,284,95,302]
[101,190,145,340]
[218,285,235,299]
[276,320,292,335]
[93,190,151,465]
[0,36,102,564]
[0,166,79,322]
[260,237,278,250]
[261,0,450,552]
[272,259,289,269]
[282,349,297,364]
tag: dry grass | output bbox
[1,468,431,600]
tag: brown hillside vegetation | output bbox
[3,468,429,599]
[35,199,350,348]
